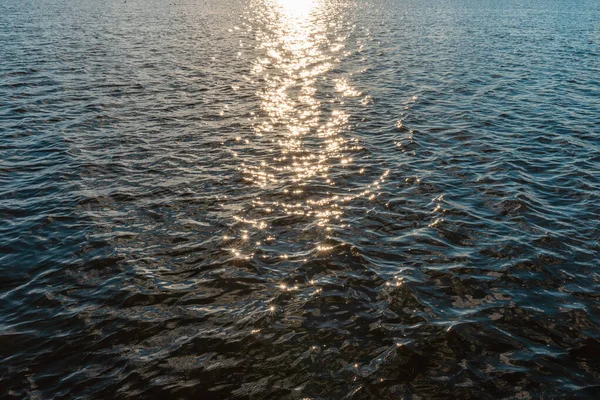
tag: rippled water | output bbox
[2,0,600,398]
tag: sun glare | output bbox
[276,0,316,16]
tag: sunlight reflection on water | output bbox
[229,0,388,262]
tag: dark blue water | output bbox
[2,0,600,398]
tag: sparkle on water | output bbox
[232,0,389,262]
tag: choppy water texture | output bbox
[2,0,600,398]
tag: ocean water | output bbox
[1,0,600,398]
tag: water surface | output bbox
[2,0,600,398]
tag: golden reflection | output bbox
[227,0,388,260]
[275,0,316,15]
